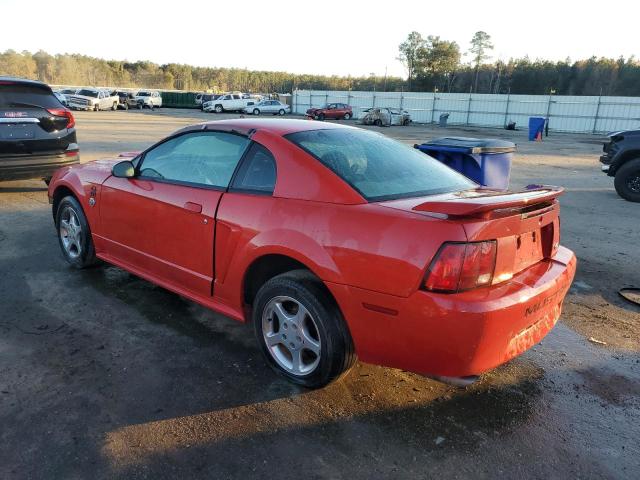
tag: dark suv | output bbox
[0,77,79,183]
[600,129,640,202]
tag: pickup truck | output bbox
[600,129,640,202]
[206,93,256,113]
[67,88,119,111]
[131,91,162,109]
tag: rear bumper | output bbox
[328,246,577,378]
[0,152,80,181]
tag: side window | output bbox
[231,143,277,194]
[139,131,250,188]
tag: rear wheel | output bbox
[614,158,640,202]
[374,119,382,127]
[253,108,260,115]
[56,196,97,268]
[253,270,355,388]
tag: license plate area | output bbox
[513,228,544,272]
[0,123,36,139]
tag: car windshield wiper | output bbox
[6,101,46,109]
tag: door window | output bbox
[230,143,277,194]
[139,131,250,188]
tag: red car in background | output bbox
[306,103,353,120]
[48,119,576,388]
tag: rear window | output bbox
[0,84,61,109]
[285,128,476,201]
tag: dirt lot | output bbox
[1,109,638,479]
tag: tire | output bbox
[253,108,260,115]
[614,158,640,202]
[112,102,117,111]
[253,270,355,388]
[215,105,223,113]
[374,119,382,127]
[318,113,325,121]
[123,103,128,111]
[278,109,286,116]
[343,113,351,120]
[43,177,51,186]
[94,104,99,112]
[55,196,97,269]
[138,103,143,110]
[403,118,410,126]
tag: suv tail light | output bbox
[424,241,497,293]
[46,108,75,129]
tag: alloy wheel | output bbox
[59,207,82,259]
[261,296,321,375]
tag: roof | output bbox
[0,76,51,91]
[190,118,357,136]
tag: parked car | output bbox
[206,93,256,113]
[132,91,162,109]
[243,100,290,116]
[48,119,576,388]
[58,88,78,97]
[361,107,411,126]
[53,91,68,106]
[306,103,352,120]
[201,94,224,111]
[0,76,79,183]
[600,129,640,202]
[68,88,119,111]
[113,91,134,110]
[195,93,204,106]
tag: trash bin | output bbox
[528,117,546,141]
[439,113,450,127]
[414,137,516,190]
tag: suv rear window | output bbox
[0,84,61,109]
[285,128,475,201]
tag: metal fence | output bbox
[292,90,640,134]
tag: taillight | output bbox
[424,241,497,293]
[46,108,75,129]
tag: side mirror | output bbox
[112,160,135,178]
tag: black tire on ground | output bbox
[94,104,99,111]
[343,113,351,120]
[123,103,128,110]
[252,270,356,388]
[374,119,382,127]
[278,109,285,116]
[215,105,223,113]
[253,108,260,115]
[138,103,143,110]
[318,113,325,121]
[614,158,640,202]
[112,102,117,111]
[55,196,98,269]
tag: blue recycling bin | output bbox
[414,137,516,190]
[528,117,546,141]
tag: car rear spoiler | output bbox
[413,186,565,218]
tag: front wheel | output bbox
[112,102,117,111]
[215,105,223,113]
[94,104,99,112]
[614,158,640,202]
[278,109,286,116]
[56,196,97,268]
[374,119,382,127]
[253,270,355,388]
[318,113,325,121]
[253,108,260,115]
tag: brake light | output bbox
[46,108,75,129]
[424,241,497,293]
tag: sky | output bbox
[1,0,638,78]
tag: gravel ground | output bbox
[0,109,638,479]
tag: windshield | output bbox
[77,89,98,97]
[285,128,476,201]
[137,92,150,97]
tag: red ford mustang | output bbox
[48,119,576,388]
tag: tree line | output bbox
[1,46,640,96]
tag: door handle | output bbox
[183,201,202,213]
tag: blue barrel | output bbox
[414,137,516,190]
[528,117,546,141]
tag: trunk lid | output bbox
[379,186,563,283]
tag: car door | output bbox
[98,130,251,297]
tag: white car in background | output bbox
[243,100,290,116]
[53,91,68,106]
[67,88,119,111]
[205,93,257,113]
[132,91,162,109]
